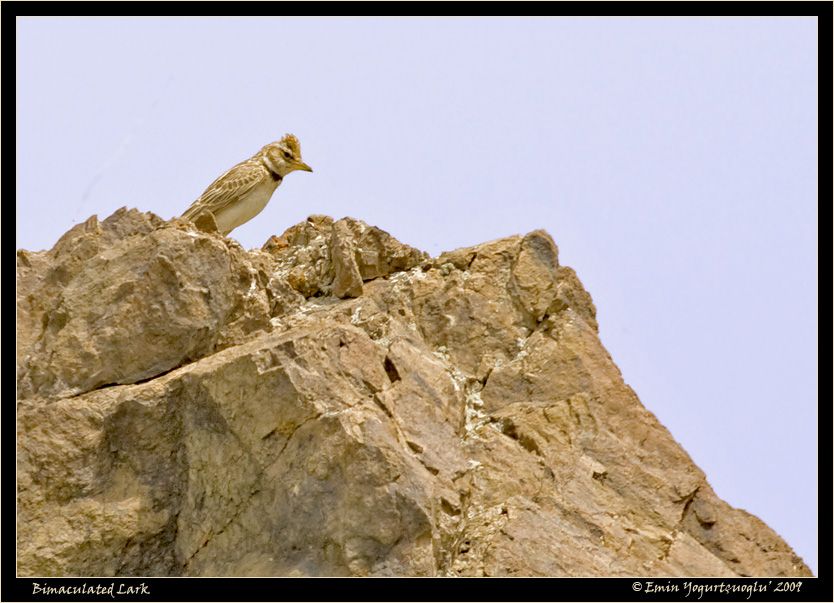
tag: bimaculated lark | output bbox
[182,134,313,235]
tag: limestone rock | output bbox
[262,215,427,300]
[329,218,364,298]
[16,209,811,577]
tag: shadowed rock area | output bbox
[16,209,811,577]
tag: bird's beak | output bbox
[296,161,313,173]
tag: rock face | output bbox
[16,209,811,577]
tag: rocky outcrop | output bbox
[16,209,811,577]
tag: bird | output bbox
[181,134,313,235]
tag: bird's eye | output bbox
[282,151,292,159]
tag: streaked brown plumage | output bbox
[182,134,312,235]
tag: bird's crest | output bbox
[280,133,302,157]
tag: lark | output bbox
[182,134,313,235]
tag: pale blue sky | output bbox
[17,17,818,573]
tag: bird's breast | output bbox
[215,180,280,234]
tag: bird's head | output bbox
[259,134,313,177]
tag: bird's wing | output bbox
[182,160,267,219]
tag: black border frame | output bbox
[5,5,830,602]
